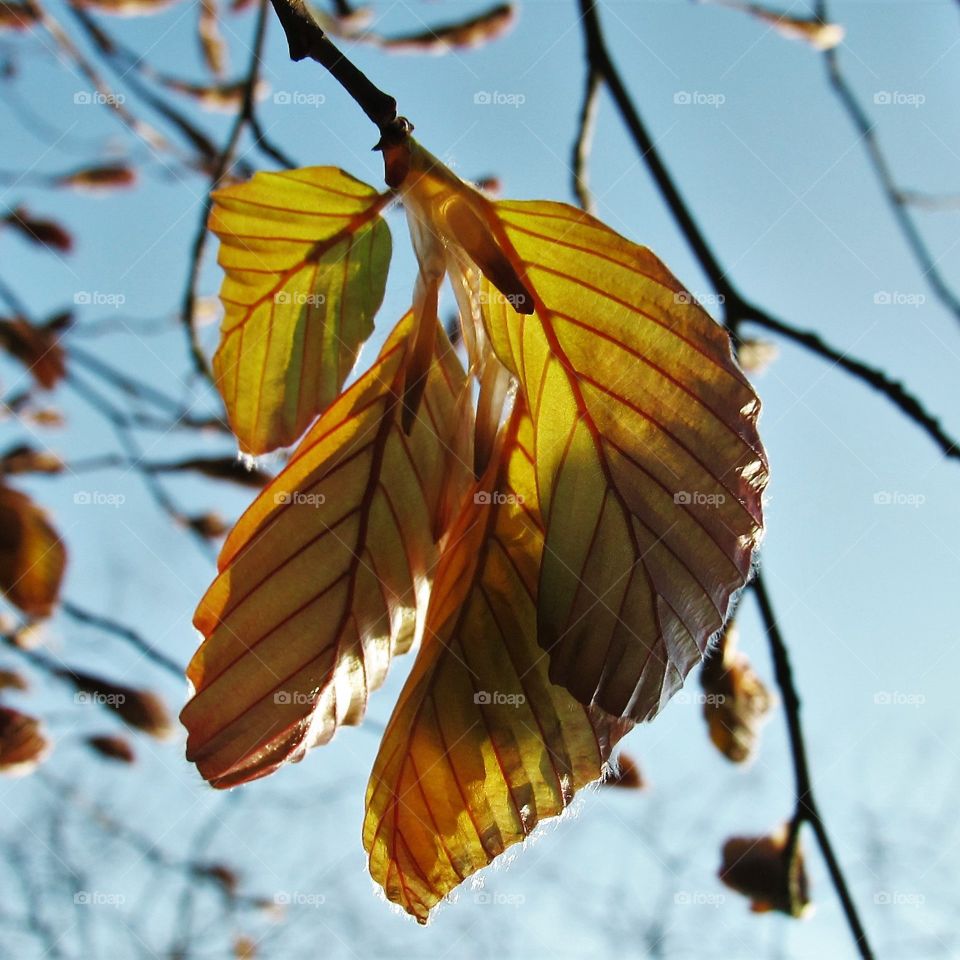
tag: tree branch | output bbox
[752,573,875,959]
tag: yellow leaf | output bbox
[209,167,392,454]
[0,485,66,618]
[476,199,768,722]
[181,314,471,788]
[364,403,630,922]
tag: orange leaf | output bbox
[0,485,66,617]
[477,199,768,722]
[364,403,630,922]
[181,314,471,787]
[209,167,392,453]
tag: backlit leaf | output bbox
[209,167,392,454]
[0,484,66,617]
[364,403,630,922]
[477,198,767,722]
[181,314,471,788]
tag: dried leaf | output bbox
[701,622,773,763]
[380,3,516,53]
[605,752,644,789]
[233,935,256,960]
[0,668,28,691]
[0,706,50,775]
[709,1,844,51]
[184,512,229,539]
[86,734,136,763]
[152,456,270,487]
[737,338,778,374]
[0,444,64,476]
[720,825,812,916]
[0,485,66,617]
[65,671,175,740]
[181,315,470,787]
[3,208,73,253]
[54,164,137,193]
[198,0,228,76]
[74,0,183,15]
[161,78,266,112]
[0,1,39,31]
[0,316,67,389]
[209,167,392,454]
[198,862,239,895]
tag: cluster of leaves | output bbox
[181,135,769,921]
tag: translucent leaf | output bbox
[477,200,768,722]
[181,314,471,788]
[209,167,392,454]
[364,404,630,922]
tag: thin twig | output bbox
[61,601,183,679]
[742,306,959,459]
[180,0,272,383]
[578,0,957,466]
[816,0,960,327]
[752,573,875,960]
[571,65,601,214]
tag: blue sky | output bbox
[1,1,959,957]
